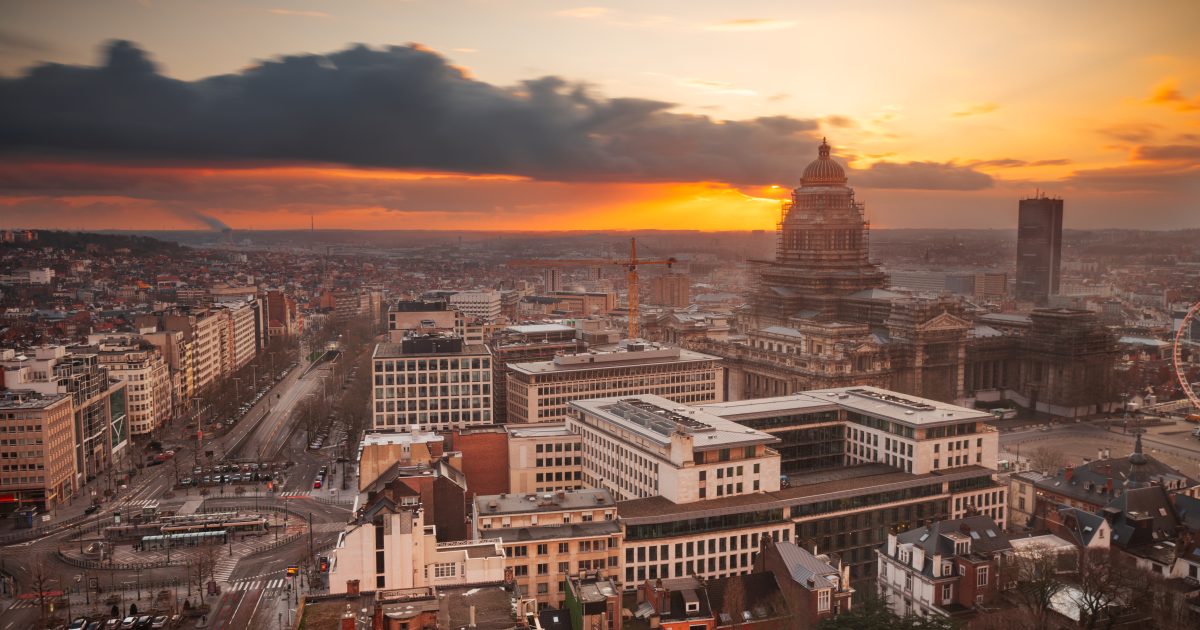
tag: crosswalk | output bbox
[121,498,160,509]
[280,491,311,498]
[231,578,287,591]
[212,557,238,583]
[7,599,39,610]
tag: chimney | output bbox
[346,579,360,596]
[340,606,356,630]
[469,605,477,629]
[1098,448,1104,462]
[1105,478,1113,494]
[1064,466,1074,482]
[1105,448,1111,459]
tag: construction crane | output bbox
[507,237,676,339]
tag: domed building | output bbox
[749,138,888,323]
[691,139,1117,409]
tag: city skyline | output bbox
[1,0,1198,231]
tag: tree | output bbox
[1003,544,1069,630]
[1028,446,1066,475]
[29,558,55,630]
[818,590,960,630]
[1072,548,1131,630]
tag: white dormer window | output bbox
[942,561,953,576]
[686,602,699,613]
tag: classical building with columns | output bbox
[691,139,1116,416]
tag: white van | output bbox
[1192,427,1200,438]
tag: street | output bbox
[0,350,355,630]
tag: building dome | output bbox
[800,138,847,187]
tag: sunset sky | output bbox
[1,0,1197,231]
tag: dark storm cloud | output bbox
[0,40,993,190]
[0,40,825,185]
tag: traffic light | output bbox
[318,557,329,572]
[286,565,298,577]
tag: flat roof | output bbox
[373,342,488,358]
[617,465,996,524]
[700,395,838,419]
[506,323,576,334]
[803,386,993,427]
[0,391,68,410]
[475,489,615,516]
[361,431,444,447]
[509,345,719,375]
[505,422,573,439]
[571,394,779,451]
[487,520,621,543]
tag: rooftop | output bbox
[505,422,573,439]
[618,464,996,523]
[373,339,488,358]
[570,394,779,451]
[485,519,621,543]
[509,343,718,375]
[361,431,444,447]
[0,390,68,410]
[475,488,615,516]
[506,323,575,335]
[804,386,993,427]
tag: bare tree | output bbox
[1001,545,1068,630]
[1028,446,1067,475]
[1073,548,1130,630]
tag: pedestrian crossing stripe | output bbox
[122,498,159,507]
[8,600,37,610]
[231,578,285,591]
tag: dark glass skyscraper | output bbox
[1015,196,1063,305]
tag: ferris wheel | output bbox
[1173,300,1200,411]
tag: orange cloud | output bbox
[1147,79,1200,111]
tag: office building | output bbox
[370,335,493,432]
[649,273,691,308]
[472,489,622,609]
[565,386,1003,584]
[0,390,77,512]
[506,341,723,423]
[0,346,128,484]
[506,423,583,494]
[89,335,173,436]
[489,323,585,423]
[449,291,502,321]
[1015,195,1063,305]
[568,395,781,504]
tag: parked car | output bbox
[68,618,87,630]
[84,504,99,514]
[104,620,121,630]
[119,618,137,630]
[149,616,168,629]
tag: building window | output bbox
[433,563,457,579]
[817,589,831,612]
[976,566,988,587]
[942,583,952,603]
[904,572,912,592]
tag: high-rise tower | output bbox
[749,139,887,325]
[1015,195,1063,305]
